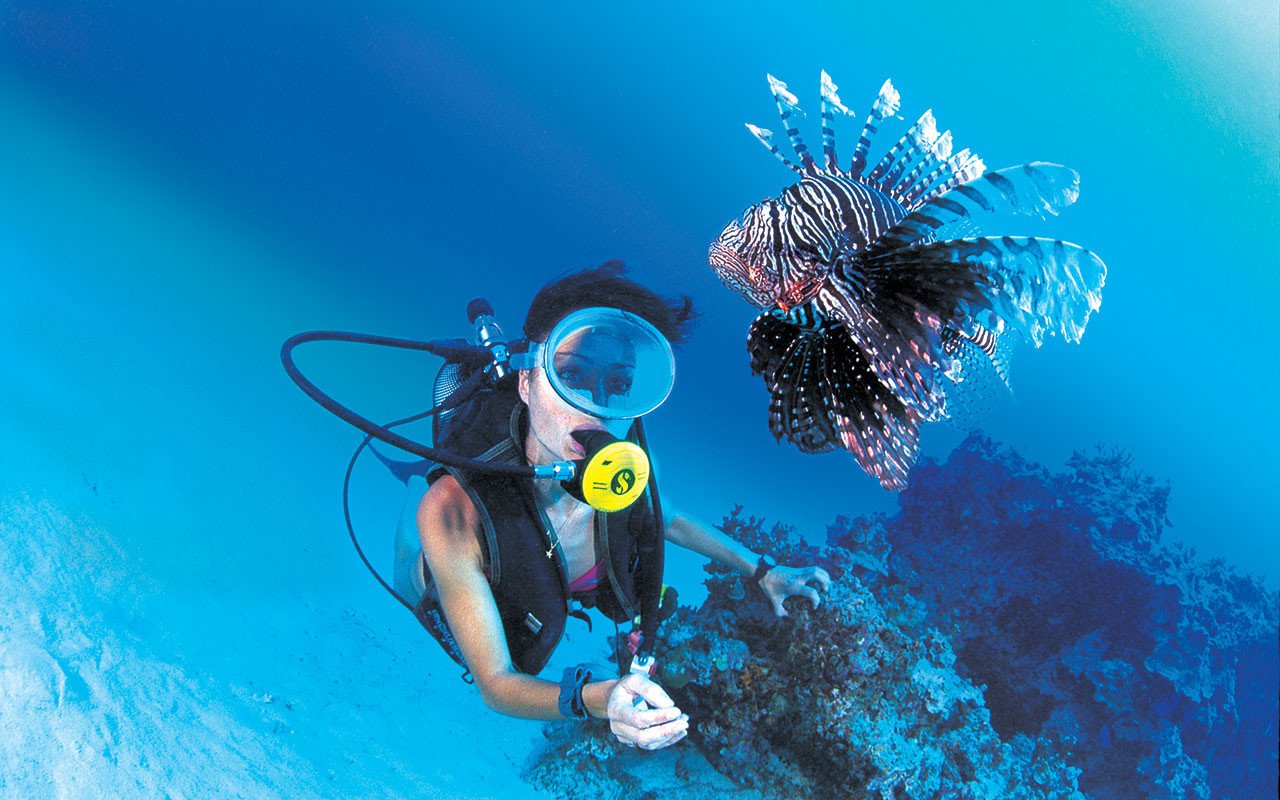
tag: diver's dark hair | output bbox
[523,260,698,345]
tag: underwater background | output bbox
[2,1,1276,797]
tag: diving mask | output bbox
[513,307,675,420]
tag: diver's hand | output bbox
[606,673,689,750]
[759,564,832,617]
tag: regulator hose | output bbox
[281,330,539,477]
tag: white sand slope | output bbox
[0,494,552,799]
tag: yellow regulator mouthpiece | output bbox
[581,439,650,512]
[564,430,650,512]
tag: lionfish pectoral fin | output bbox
[817,262,949,423]
[820,324,921,490]
[749,312,921,484]
[938,323,1018,427]
[863,236,1106,349]
[748,312,839,454]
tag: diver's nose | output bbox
[567,383,608,408]
[591,378,610,407]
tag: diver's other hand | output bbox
[606,672,689,750]
[760,564,832,617]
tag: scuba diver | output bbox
[282,260,830,751]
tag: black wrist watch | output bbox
[748,554,777,586]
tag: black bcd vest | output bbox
[412,384,656,677]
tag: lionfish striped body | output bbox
[709,72,1107,490]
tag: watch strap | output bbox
[558,664,594,720]
[748,555,776,586]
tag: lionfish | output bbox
[709,72,1106,490]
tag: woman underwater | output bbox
[398,261,831,750]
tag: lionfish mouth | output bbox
[777,276,824,313]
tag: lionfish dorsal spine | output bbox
[767,74,817,173]
[930,150,988,202]
[901,148,984,207]
[906,146,972,205]
[872,163,1084,252]
[745,123,802,174]
[867,110,940,194]
[849,79,901,178]
[818,70,852,174]
[898,130,954,204]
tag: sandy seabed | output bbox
[0,493,558,799]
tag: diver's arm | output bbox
[662,509,759,578]
[662,508,832,616]
[418,478,688,746]
[417,476,571,719]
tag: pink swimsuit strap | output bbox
[567,557,606,593]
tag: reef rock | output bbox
[527,433,1278,800]
[883,433,1278,800]
[646,512,1087,800]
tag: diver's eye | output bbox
[605,376,633,396]
[556,366,584,387]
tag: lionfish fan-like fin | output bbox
[849,79,901,178]
[819,71,852,173]
[955,319,1018,389]
[767,74,816,173]
[864,236,1107,348]
[770,326,841,453]
[872,163,1083,253]
[937,323,1018,428]
[925,215,983,245]
[749,311,838,453]
[821,325,922,490]
[817,257,960,422]
[866,110,939,192]
[746,124,802,174]
[748,308,800,377]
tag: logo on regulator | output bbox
[611,468,636,496]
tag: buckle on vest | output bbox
[567,599,593,633]
[524,612,543,635]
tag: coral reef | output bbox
[650,513,1086,800]
[527,433,1278,800]
[525,721,769,800]
[883,433,1279,800]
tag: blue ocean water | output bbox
[2,1,1276,796]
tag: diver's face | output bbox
[551,328,637,413]
[518,363,631,464]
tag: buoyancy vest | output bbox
[412,394,656,676]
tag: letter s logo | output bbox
[611,468,636,496]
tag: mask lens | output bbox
[543,309,674,419]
